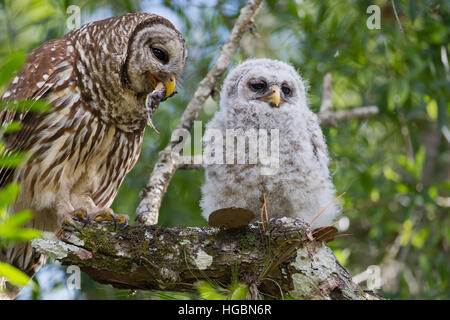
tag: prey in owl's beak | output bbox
[257,85,281,108]
[145,74,177,133]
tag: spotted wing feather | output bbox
[0,38,70,187]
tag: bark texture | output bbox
[32,217,381,300]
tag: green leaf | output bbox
[0,209,41,243]
[388,80,410,110]
[0,183,20,207]
[412,228,429,249]
[0,261,30,287]
[426,99,438,121]
[400,219,413,246]
[1,228,42,241]
[228,282,248,300]
[195,281,226,300]
[0,150,25,168]
[1,99,51,113]
[3,121,22,134]
[157,292,191,300]
[383,166,401,182]
[395,183,409,194]
[1,210,32,228]
[0,52,25,88]
[333,248,351,266]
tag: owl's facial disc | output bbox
[125,21,186,131]
[125,22,186,99]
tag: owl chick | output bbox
[0,13,186,299]
[200,59,340,229]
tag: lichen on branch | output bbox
[32,217,381,300]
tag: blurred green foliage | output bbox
[0,0,448,299]
[0,51,42,293]
[0,182,42,292]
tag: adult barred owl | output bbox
[201,59,341,229]
[0,13,186,299]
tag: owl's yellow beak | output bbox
[148,74,176,98]
[258,85,281,107]
[162,75,176,98]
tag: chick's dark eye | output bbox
[282,86,291,96]
[151,47,168,63]
[250,82,266,91]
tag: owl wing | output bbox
[0,37,71,187]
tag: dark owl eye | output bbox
[281,86,292,96]
[151,47,168,63]
[249,82,266,91]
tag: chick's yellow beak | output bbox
[267,85,281,107]
[258,85,281,107]
[263,85,281,107]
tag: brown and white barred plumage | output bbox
[0,13,186,299]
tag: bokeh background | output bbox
[0,0,448,299]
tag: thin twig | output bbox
[318,233,352,243]
[397,109,415,161]
[318,106,379,126]
[320,73,332,113]
[312,220,340,235]
[391,0,404,34]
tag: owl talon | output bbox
[115,214,130,229]
[89,209,129,231]
[63,215,82,233]
[70,208,88,221]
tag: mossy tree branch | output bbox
[32,218,382,300]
